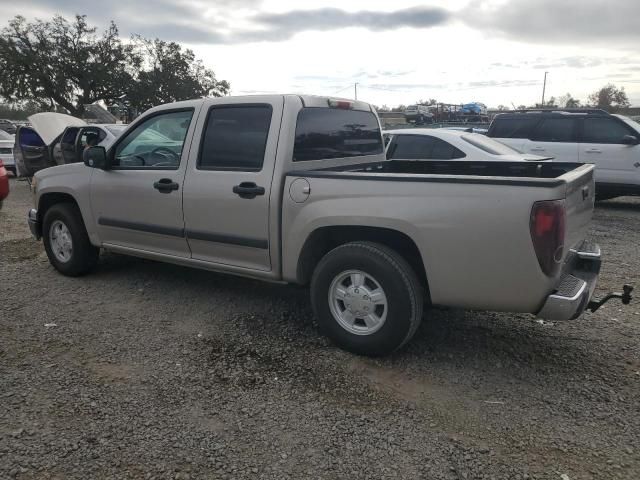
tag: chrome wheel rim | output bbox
[49,220,73,263]
[328,270,388,336]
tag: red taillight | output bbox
[530,200,566,276]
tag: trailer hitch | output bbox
[588,284,634,313]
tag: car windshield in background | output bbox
[293,108,383,161]
[105,125,127,136]
[461,133,521,155]
[0,130,12,140]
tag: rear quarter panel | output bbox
[282,174,567,313]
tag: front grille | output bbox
[0,148,11,154]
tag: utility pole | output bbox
[541,71,548,106]
[354,82,358,100]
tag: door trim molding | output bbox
[98,217,185,238]
[186,229,269,249]
[97,217,268,249]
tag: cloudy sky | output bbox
[1,0,639,107]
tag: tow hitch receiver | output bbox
[588,285,634,313]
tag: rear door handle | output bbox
[153,178,179,193]
[233,182,265,199]
[585,148,602,153]
[530,147,546,152]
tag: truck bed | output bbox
[290,160,589,187]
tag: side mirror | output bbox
[621,135,639,145]
[83,146,109,169]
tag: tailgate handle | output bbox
[233,182,265,199]
[581,186,590,200]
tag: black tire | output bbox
[311,241,424,356]
[42,203,99,276]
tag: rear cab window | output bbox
[293,108,383,162]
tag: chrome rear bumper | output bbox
[537,241,601,321]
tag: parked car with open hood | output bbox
[14,112,126,177]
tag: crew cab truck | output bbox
[25,95,626,356]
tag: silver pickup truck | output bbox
[25,95,630,356]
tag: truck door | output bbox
[58,127,80,165]
[182,97,284,271]
[90,108,198,258]
[13,126,54,177]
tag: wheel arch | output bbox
[296,225,430,301]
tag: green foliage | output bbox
[588,84,630,112]
[0,15,230,117]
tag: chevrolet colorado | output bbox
[24,95,624,355]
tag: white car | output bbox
[0,130,15,175]
[14,112,127,177]
[384,128,552,162]
[404,105,434,124]
[487,109,640,199]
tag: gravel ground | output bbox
[1,177,639,480]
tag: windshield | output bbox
[105,125,127,136]
[0,130,13,140]
[461,133,521,155]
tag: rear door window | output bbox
[198,105,272,171]
[531,118,577,142]
[293,108,383,161]
[489,117,539,139]
[582,118,635,144]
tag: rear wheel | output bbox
[311,242,424,356]
[43,203,99,276]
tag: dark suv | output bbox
[487,109,640,199]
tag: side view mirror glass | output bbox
[83,146,109,169]
[621,135,639,145]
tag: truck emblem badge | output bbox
[634,162,640,168]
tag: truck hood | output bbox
[28,113,87,146]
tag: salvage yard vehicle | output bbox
[24,95,633,355]
[487,109,640,199]
[0,159,8,209]
[404,105,434,124]
[14,113,125,177]
[0,130,16,175]
[384,128,552,162]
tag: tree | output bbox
[0,15,230,116]
[0,15,134,115]
[496,105,509,111]
[127,36,229,113]
[588,84,630,112]
[558,93,581,108]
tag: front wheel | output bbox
[42,203,99,276]
[311,242,424,356]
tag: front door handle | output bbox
[530,147,546,152]
[233,182,265,199]
[585,148,602,153]
[153,178,179,193]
